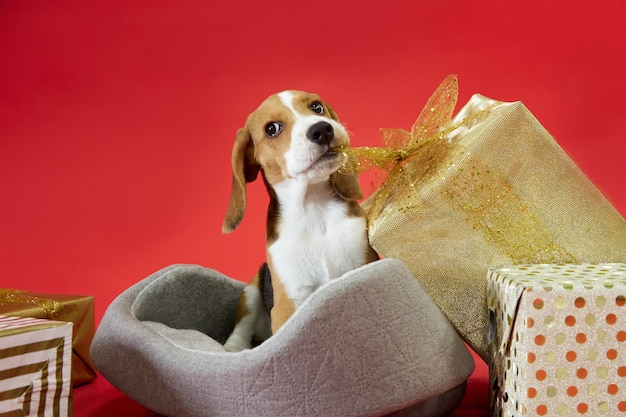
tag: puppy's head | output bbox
[223,90,363,233]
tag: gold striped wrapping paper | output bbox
[0,316,72,417]
[0,289,96,386]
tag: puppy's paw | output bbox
[223,334,251,352]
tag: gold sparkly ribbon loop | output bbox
[0,289,61,320]
[335,74,460,176]
[334,74,501,226]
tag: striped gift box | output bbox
[0,315,72,417]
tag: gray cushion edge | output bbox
[386,381,467,417]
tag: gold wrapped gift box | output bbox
[0,289,97,386]
[0,315,73,417]
[363,77,626,361]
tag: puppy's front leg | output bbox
[269,276,296,334]
[224,274,270,352]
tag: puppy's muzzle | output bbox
[307,121,334,145]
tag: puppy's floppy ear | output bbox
[331,171,363,201]
[326,102,362,201]
[222,127,261,233]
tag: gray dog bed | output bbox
[91,259,474,417]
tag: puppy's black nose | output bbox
[306,121,334,145]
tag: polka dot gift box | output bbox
[487,264,626,417]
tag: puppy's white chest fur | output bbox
[268,180,367,307]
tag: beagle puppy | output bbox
[222,90,378,352]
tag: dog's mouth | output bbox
[318,149,338,161]
[310,149,340,169]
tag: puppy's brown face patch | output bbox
[244,91,349,186]
[244,95,295,185]
[289,92,338,122]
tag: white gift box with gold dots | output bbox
[487,264,626,417]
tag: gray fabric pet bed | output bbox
[91,259,474,417]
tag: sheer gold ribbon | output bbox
[335,74,459,175]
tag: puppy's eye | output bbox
[310,101,325,115]
[264,122,283,138]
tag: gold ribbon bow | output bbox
[335,74,459,176]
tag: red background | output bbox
[1,1,625,415]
